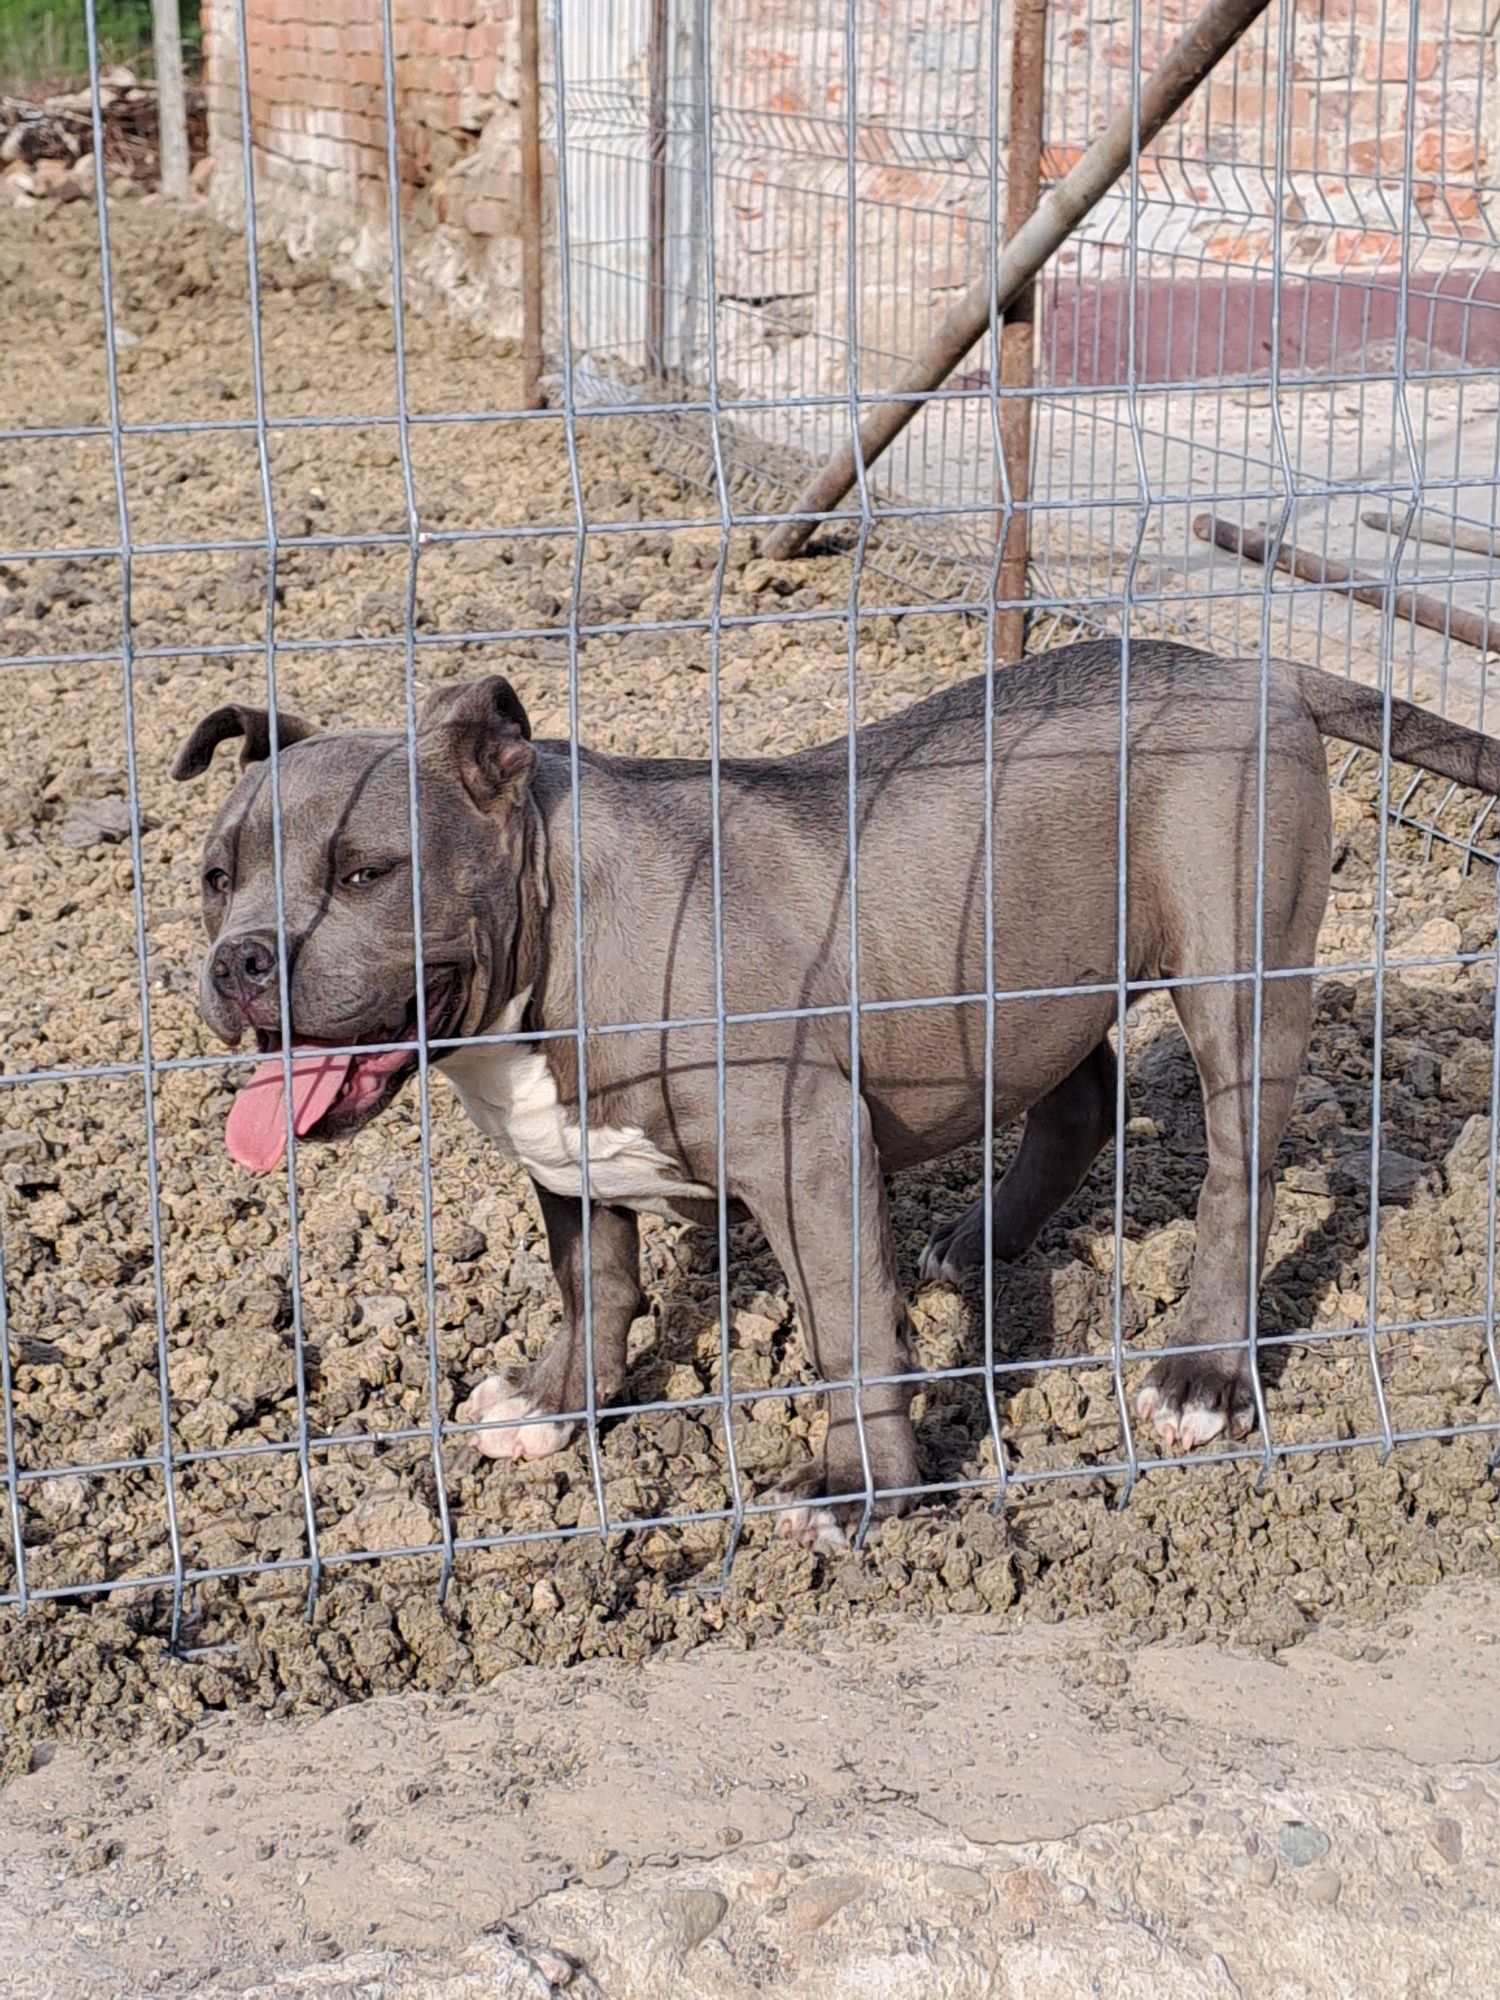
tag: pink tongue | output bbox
[225,1048,356,1173]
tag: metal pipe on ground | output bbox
[1361,505,1500,562]
[1194,513,1500,656]
[761,0,1277,564]
[995,0,1048,665]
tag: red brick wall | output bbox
[1039,0,1494,274]
[203,0,525,339]
[202,0,1497,361]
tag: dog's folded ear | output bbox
[171,704,319,781]
[419,676,536,811]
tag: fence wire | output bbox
[2,0,1500,1632]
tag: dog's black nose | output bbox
[210,931,279,1004]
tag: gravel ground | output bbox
[2,196,1500,1771]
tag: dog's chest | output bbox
[440,1003,713,1209]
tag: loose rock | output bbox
[656,1887,728,1952]
[1279,1824,1332,1868]
[784,1874,869,1933]
[57,798,133,848]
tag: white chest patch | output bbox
[439,992,714,1209]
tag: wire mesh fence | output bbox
[3,0,1500,1646]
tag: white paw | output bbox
[1134,1383,1231,1453]
[1177,1398,1229,1451]
[768,1489,848,1554]
[918,1240,959,1290]
[458,1374,574,1462]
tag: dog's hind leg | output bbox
[460,1185,644,1462]
[920,1040,1118,1288]
[1135,969,1312,1453]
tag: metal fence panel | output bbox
[1,0,1499,1628]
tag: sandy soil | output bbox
[2,196,1500,1782]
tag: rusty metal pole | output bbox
[518,0,546,409]
[762,0,1275,562]
[646,0,670,378]
[995,0,1048,664]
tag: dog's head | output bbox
[172,676,542,1170]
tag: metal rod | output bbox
[996,0,1048,664]
[152,0,190,201]
[646,0,670,378]
[518,0,546,410]
[761,0,1277,562]
[1362,504,1500,562]
[1196,512,1500,656]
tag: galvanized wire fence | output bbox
[3,0,1500,1642]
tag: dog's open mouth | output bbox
[224,971,464,1174]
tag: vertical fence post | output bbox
[996,0,1047,664]
[152,0,190,200]
[646,0,670,378]
[519,0,546,409]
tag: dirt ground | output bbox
[2,193,1500,1799]
[5,1576,1500,1998]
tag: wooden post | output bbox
[762,0,1276,562]
[518,0,546,410]
[152,0,189,200]
[996,0,1048,664]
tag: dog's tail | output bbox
[1291,660,1500,795]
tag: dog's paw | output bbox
[1136,1354,1255,1454]
[458,1371,575,1462]
[766,1486,849,1554]
[918,1226,963,1290]
[758,1455,852,1553]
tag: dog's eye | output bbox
[204,867,230,896]
[342,863,394,889]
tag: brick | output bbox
[1347,133,1414,174]
[1204,228,1272,264]
[1437,37,1489,81]
[1414,130,1481,176]
[1441,186,1483,221]
[1331,227,1402,267]
[1361,38,1440,83]
[460,192,513,236]
[1413,83,1479,126]
[1104,25,1174,68]
[1207,81,1271,129]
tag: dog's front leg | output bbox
[460,1184,644,1461]
[740,1079,920,1547]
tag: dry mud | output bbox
[1,197,1499,1775]
[6,1578,1500,1998]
